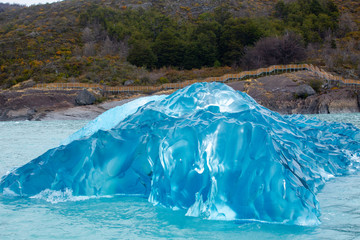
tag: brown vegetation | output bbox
[0,0,358,90]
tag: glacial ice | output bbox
[61,95,167,145]
[1,82,359,225]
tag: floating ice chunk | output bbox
[1,82,359,226]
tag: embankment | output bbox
[0,71,359,121]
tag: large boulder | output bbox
[75,89,96,106]
[302,89,359,114]
[294,84,316,98]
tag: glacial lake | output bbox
[0,113,360,239]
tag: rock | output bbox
[27,108,37,120]
[328,99,359,113]
[300,97,321,114]
[0,107,37,121]
[0,94,5,105]
[294,84,316,98]
[75,89,96,106]
[124,80,134,86]
[6,108,29,120]
[318,102,329,114]
[228,71,359,114]
[0,89,93,120]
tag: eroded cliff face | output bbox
[0,89,81,121]
[0,88,135,121]
[228,71,360,114]
[304,90,359,114]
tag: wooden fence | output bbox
[32,64,360,93]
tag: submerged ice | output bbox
[1,82,359,225]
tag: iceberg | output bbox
[61,95,167,145]
[1,82,359,225]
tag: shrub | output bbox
[309,79,323,93]
[158,77,169,84]
[241,32,306,69]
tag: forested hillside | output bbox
[0,0,358,88]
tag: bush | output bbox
[309,79,323,93]
[213,60,221,68]
[158,77,169,84]
[241,32,306,69]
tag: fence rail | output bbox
[32,64,360,93]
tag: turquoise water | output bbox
[1,113,360,239]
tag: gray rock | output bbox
[0,94,5,106]
[26,108,37,120]
[75,89,96,106]
[318,102,329,114]
[4,108,33,121]
[328,99,359,113]
[294,84,316,98]
[124,80,134,86]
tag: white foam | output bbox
[29,189,104,203]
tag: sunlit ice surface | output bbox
[1,82,359,226]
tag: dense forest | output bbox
[0,0,359,88]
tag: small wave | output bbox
[30,189,103,203]
[29,189,147,204]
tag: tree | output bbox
[83,42,96,57]
[220,18,264,66]
[127,40,157,69]
[310,0,323,16]
[273,0,340,44]
[183,22,219,69]
[82,27,95,43]
[213,6,231,25]
[274,0,287,19]
[100,36,117,56]
[279,32,306,63]
[152,29,185,68]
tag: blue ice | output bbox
[61,95,167,145]
[1,82,359,225]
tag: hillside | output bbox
[334,0,360,23]
[0,0,359,89]
[0,3,22,13]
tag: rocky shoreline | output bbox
[0,71,359,121]
[228,71,360,114]
[0,88,141,121]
